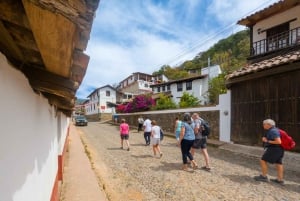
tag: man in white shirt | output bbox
[143,117,152,145]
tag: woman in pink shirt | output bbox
[120,119,130,151]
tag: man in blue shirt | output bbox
[254,119,284,185]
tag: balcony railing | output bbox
[251,27,300,56]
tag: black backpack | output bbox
[200,118,210,137]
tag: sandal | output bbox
[182,164,188,171]
[200,166,211,171]
[191,161,198,170]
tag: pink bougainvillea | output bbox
[116,95,155,113]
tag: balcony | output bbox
[251,27,300,57]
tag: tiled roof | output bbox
[237,0,300,26]
[226,50,300,80]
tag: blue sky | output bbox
[76,0,279,99]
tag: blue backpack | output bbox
[160,128,164,141]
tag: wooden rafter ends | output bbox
[0,0,100,116]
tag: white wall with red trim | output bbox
[0,52,69,201]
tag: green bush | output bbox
[179,92,199,108]
[152,93,177,110]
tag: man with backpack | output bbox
[191,113,211,171]
[254,119,284,185]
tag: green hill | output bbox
[153,29,250,79]
[153,29,250,104]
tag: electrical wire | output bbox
[154,0,280,69]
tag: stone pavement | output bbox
[59,124,108,201]
[59,122,299,201]
[207,138,300,173]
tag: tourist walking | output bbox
[150,120,163,158]
[143,116,152,145]
[191,113,211,171]
[119,119,130,151]
[137,116,144,132]
[178,113,198,170]
[174,117,182,142]
[254,119,284,184]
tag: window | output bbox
[267,22,289,51]
[162,85,165,92]
[186,81,192,90]
[177,83,183,92]
[167,85,170,91]
[106,90,110,96]
[157,87,160,92]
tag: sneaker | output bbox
[254,175,269,182]
[127,147,130,151]
[270,179,284,185]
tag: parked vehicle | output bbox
[75,116,88,126]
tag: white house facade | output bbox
[151,75,208,105]
[201,65,222,79]
[85,85,117,115]
[151,65,221,105]
[117,72,156,102]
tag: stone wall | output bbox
[86,113,112,122]
[114,109,220,140]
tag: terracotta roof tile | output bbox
[227,50,300,80]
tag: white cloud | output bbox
[76,0,280,98]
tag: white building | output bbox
[117,72,158,102]
[201,65,222,79]
[151,65,221,105]
[85,85,117,115]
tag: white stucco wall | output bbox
[171,78,209,105]
[85,86,117,115]
[0,53,68,201]
[218,91,231,143]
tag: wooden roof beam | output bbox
[0,0,31,28]
[22,65,77,99]
[0,21,24,61]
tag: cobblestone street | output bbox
[77,122,300,201]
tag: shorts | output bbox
[151,138,160,145]
[261,146,284,164]
[120,134,129,140]
[175,130,180,140]
[192,137,207,149]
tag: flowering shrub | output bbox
[117,95,155,113]
[116,104,126,113]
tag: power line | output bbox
[154,0,279,69]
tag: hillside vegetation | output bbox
[153,29,250,104]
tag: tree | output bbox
[152,93,177,110]
[179,92,199,108]
[208,74,227,105]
